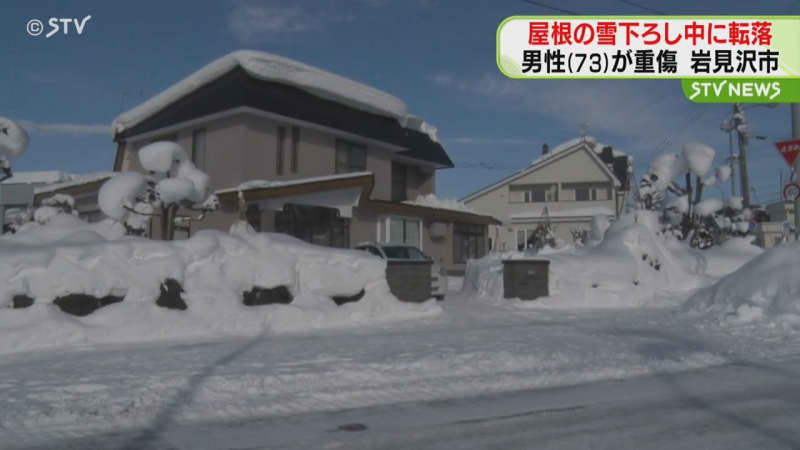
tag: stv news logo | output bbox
[26,15,92,38]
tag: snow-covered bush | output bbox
[98,141,218,239]
[637,142,738,248]
[2,194,79,235]
[0,117,29,181]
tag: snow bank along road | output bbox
[1,294,800,449]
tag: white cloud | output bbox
[426,72,454,87]
[227,2,353,43]
[19,121,110,136]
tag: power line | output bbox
[519,0,579,15]
[617,0,666,14]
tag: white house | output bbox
[460,136,633,251]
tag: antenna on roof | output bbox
[579,123,588,138]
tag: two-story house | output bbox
[105,50,497,274]
[461,136,632,251]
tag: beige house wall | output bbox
[464,145,619,251]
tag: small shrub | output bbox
[331,289,365,306]
[156,279,187,310]
[53,293,124,316]
[12,294,34,309]
[243,285,293,306]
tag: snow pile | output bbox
[588,214,610,244]
[700,236,763,278]
[403,193,477,213]
[112,50,438,143]
[0,221,440,355]
[687,242,800,327]
[465,210,709,308]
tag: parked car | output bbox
[355,242,447,300]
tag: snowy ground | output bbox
[1,278,800,449]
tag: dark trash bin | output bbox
[503,259,550,300]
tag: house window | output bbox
[275,204,350,248]
[510,184,557,203]
[191,129,206,170]
[290,126,299,173]
[391,162,407,202]
[385,217,421,247]
[335,139,367,174]
[276,126,286,175]
[454,223,485,263]
[563,183,609,202]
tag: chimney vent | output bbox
[542,143,549,155]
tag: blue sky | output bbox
[2,0,798,203]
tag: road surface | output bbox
[39,356,800,450]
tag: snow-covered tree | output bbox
[0,117,29,181]
[636,142,737,248]
[98,141,218,240]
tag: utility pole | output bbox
[792,103,800,241]
[733,104,751,208]
[728,129,736,196]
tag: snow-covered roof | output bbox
[112,50,438,143]
[33,172,115,195]
[530,135,630,167]
[214,171,373,195]
[1,171,66,185]
[403,194,477,214]
[510,206,615,220]
[461,135,630,203]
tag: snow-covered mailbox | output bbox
[502,259,550,300]
[385,260,433,303]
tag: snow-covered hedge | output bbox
[0,217,440,354]
[463,210,761,308]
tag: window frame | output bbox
[290,126,299,173]
[276,126,286,175]
[191,129,206,170]
[381,216,423,249]
[509,184,558,204]
[335,139,367,174]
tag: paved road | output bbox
[47,356,800,450]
